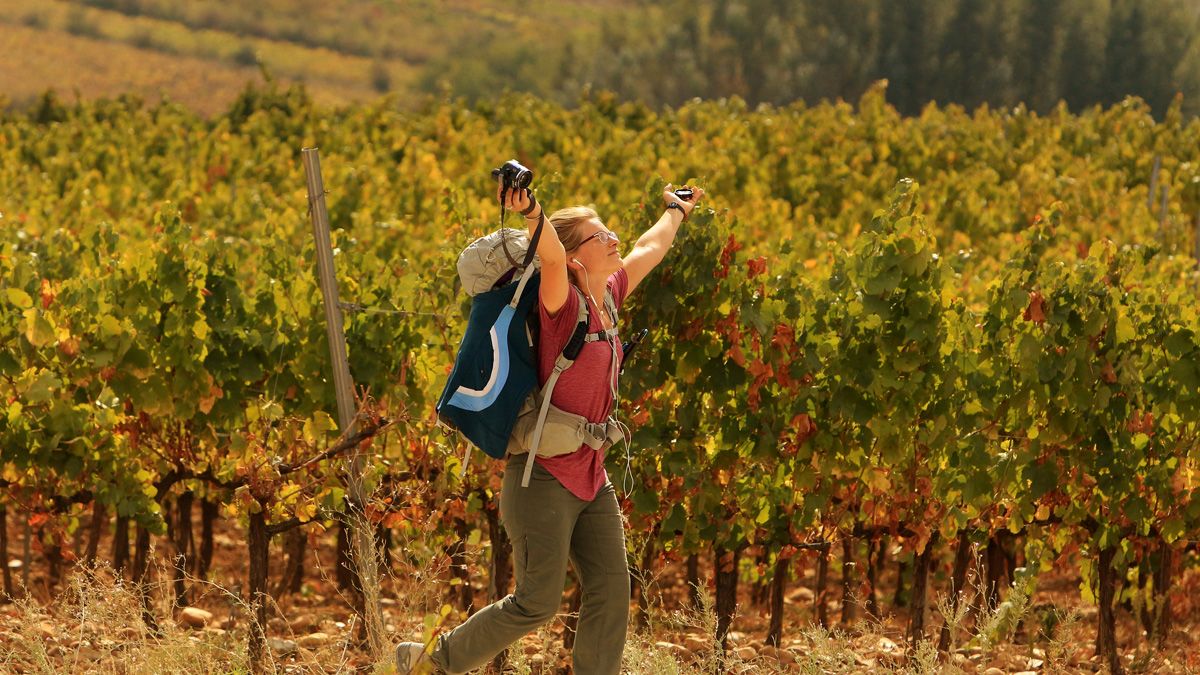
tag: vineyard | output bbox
[2,84,1200,673]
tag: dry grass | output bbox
[0,555,1183,675]
[2,564,250,674]
[0,541,379,674]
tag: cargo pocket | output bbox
[510,534,529,588]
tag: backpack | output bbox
[436,219,625,487]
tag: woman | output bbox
[399,179,705,675]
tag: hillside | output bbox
[0,0,632,114]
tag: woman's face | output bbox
[571,217,623,276]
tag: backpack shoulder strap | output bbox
[521,287,590,487]
[605,286,618,324]
[584,286,619,343]
[561,286,591,359]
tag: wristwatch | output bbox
[666,202,687,219]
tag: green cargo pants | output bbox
[429,454,630,675]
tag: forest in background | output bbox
[438,0,1200,118]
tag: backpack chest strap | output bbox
[584,328,619,342]
[583,287,620,343]
[603,288,619,325]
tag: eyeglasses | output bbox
[579,230,619,246]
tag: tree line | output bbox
[422,0,1200,117]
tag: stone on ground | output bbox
[178,607,213,629]
[734,646,757,660]
[655,641,692,662]
[268,637,298,657]
[298,632,331,649]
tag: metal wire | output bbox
[338,302,447,318]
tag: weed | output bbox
[1040,605,1081,673]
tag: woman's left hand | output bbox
[664,183,704,219]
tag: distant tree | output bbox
[1175,35,1200,118]
[1014,0,1067,113]
[1135,0,1200,114]
[370,61,391,94]
[937,0,1020,110]
[21,11,47,29]
[1101,0,1148,107]
[1058,0,1107,112]
[232,44,258,68]
[802,0,883,104]
[65,7,101,38]
[875,0,951,114]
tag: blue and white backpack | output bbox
[436,216,623,487]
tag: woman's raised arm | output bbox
[621,184,705,296]
[501,186,569,316]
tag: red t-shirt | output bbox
[533,268,629,501]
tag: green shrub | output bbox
[370,61,391,93]
[21,12,47,29]
[65,8,102,38]
[232,43,258,67]
[129,28,155,50]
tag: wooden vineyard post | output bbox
[1147,155,1160,210]
[21,516,31,596]
[302,148,386,657]
[1193,211,1199,263]
[1159,185,1169,229]
[0,504,11,600]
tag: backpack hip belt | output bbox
[508,390,626,472]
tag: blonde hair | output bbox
[548,206,600,251]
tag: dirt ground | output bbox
[2,513,1199,674]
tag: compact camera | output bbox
[491,159,533,191]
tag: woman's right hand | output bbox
[497,183,538,217]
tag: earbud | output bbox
[572,258,585,269]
